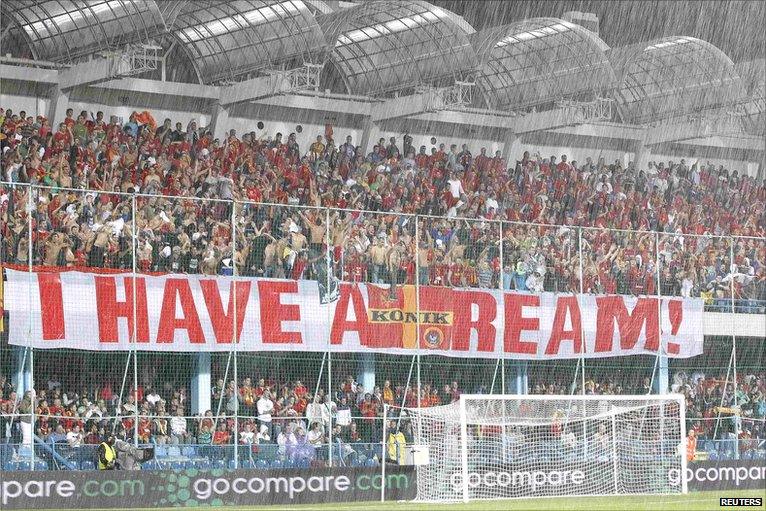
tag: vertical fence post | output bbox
[415,216,421,432]
[578,227,586,397]
[27,184,35,466]
[326,208,333,467]
[729,237,739,459]
[381,403,388,502]
[651,230,668,395]
[132,194,139,447]
[232,198,239,469]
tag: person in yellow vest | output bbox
[387,421,407,465]
[97,434,117,470]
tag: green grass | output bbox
[40,490,765,511]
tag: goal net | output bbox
[399,394,687,503]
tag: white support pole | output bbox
[326,208,333,467]
[381,403,388,503]
[729,238,739,459]
[232,199,239,469]
[26,185,34,465]
[578,227,586,396]
[678,395,688,495]
[459,396,469,503]
[132,194,139,447]
[415,217,421,425]
[578,227,587,457]
[611,406,619,495]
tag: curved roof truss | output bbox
[609,36,747,124]
[471,17,615,111]
[317,0,477,97]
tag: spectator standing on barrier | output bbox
[256,389,274,438]
[66,424,83,447]
[170,409,188,444]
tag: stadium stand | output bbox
[0,1,763,480]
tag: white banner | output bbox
[3,269,704,359]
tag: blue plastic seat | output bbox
[170,461,184,470]
[17,461,32,471]
[182,446,197,458]
[167,446,181,457]
[270,459,284,469]
[154,445,168,457]
[194,460,211,470]
[365,458,377,467]
[212,459,225,469]
[34,461,49,470]
[255,459,269,470]
[228,459,237,470]
[81,460,96,470]
[708,451,719,461]
[3,461,16,471]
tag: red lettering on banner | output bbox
[595,296,659,352]
[38,273,65,340]
[94,276,149,343]
[156,278,205,343]
[503,294,539,355]
[545,295,583,355]
[330,284,369,345]
[667,300,683,354]
[258,280,302,344]
[452,290,497,351]
[199,280,251,343]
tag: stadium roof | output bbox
[608,36,747,124]
[4,0,167,63]
[317,0,476,96]
[1,0,758,125]
[735,59,765,137]
[471,17,615,110]
[169,1,331,84]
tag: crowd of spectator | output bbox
[0,107,764,313]
[2,367,764,456]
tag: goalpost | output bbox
[383,394,687,503]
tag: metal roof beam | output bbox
[219,75,293,106]
[370,91,436,122]
[371,82,475,122]
[513,107,572,134]
[643,114,746,146]
[93,77,220,100]
[59,55,137,90]
[681,135,765,153]
[0,63,58,84]
[220,64,324,106]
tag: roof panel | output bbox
[170,0,331,84]
[5,0,166,62]
[609,36,747,124]
[317,0,476,97]
[471,17,615,110]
